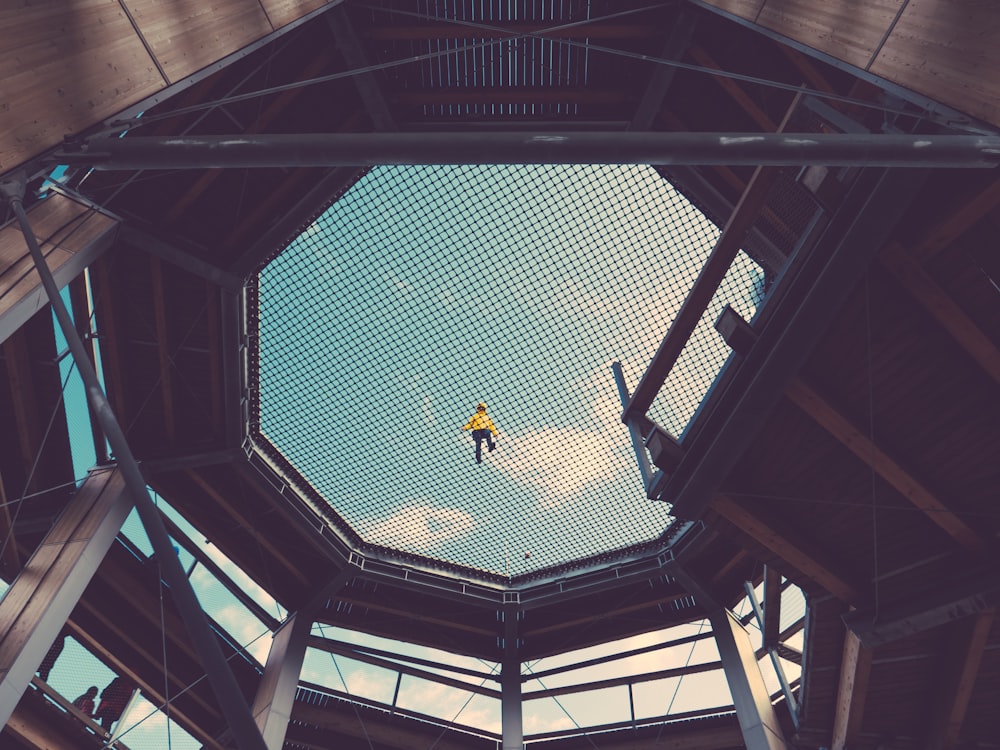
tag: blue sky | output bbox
[258,163,763,575]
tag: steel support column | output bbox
[0,468,130,727]
[251,613,311,750]
[501,604,523,750]
[55,132,1000,170]
[0,175,268,750]
[713,608,789,750]
[668,563,789,750]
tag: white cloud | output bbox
[364,503,475,551]
[492,427,623,507]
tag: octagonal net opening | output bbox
[254,163,763,577]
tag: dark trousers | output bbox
[472,429,495,463]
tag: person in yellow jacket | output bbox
[461,402,497,464]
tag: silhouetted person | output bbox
[94,676,135,731]
[37,632,66,682]
[72,686,98,719]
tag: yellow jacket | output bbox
[462,412,497,435]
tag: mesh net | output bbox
[257,163,759,575]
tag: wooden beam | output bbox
[784,378,991,558]
[316,595,495,637]
[0,469,131,726]
[687,44,777,132]
[909,176,1000,265]
[926,609,995,749]
[711,495,858,602]
[148,255,176,443]
[830,627,872,750]
[710,548,750,586]
[0,470,19,576]
[526,592,692,637]
[2,332,42,495]
[186,469,311,587]
[879,241,1000,388]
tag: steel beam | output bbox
[251,613,311,750]
[54,132,1000,170]
[0,176,268,750]
[501,604,523,750]
[0,468,130,727]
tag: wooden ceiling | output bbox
[2,1,999,749]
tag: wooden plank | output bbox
[831,627,872,750]
[0,197,117,350]
[870,0,1000,128]
[784,378,991,558]
[756,0,903,72]
[908,176,1000,265]
[0,0,165,171]
[695,0,765,22]
[0,470,130,726]
[126,0,273,83]
[261,0,331,30]
[711,495,858,602]
[926,609,994,749]
[879,241,1000,388]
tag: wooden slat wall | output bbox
[0,0,164,173]
[126,0,272,83]
[0,194,117,326]
[0,0,336,174]
[261,0,331,30]
[756,0,904,71]
[697,0,1000,128]
[869,0,1000,128]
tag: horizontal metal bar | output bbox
[55,132,1000,170]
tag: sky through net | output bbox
[256,164,762,576]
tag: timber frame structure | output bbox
[2,1,1000,749]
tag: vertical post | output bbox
[251,613,311,750]
[612,361,654,488]
[744,581,799,727]
[0,176,267,750]
[501,603,523,750]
